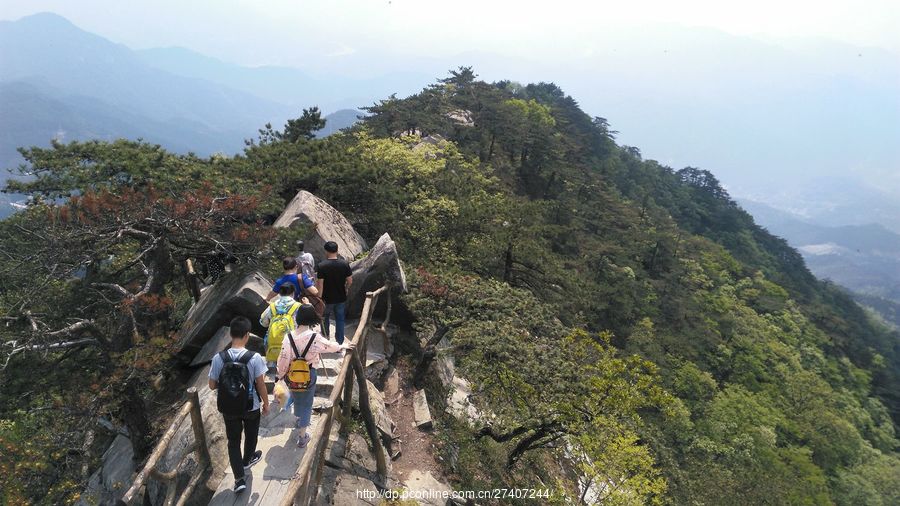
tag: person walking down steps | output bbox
[260,283,302,369]
[295,240,316,281]
[266,257,318,304]
[276,304,354,448]
[316,241,353,344]
[208,316,270,493]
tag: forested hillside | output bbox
[1,68,898,505]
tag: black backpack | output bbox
[216,350,257,415]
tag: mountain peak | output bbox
[10,11,78,29]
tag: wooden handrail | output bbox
[120,284,392,506]
[279,284,392,506]
[117,387,210,505]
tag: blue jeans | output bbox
[291,369,317,428]
[323,302,346,344]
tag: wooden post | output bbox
[187,387,210,469]
[341,362,354,433]
[352,351,388,483]
[309,402,337,504]
[182,259,201,302]
[295,472,311,506]
[360,292,378,366]
[380,284,392,332]
[360,311,370,369]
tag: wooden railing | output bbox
[279,284,392,506]
[117,285,391,506]
[117,387,211,506]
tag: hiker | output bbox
[316,241,353,344]
[277,304,354,447]
[260,283,302,367]
[266,257,318,303]
[295,240,316,280]
[208,316,269,493]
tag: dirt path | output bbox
[383,360,443,482]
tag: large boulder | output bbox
[273,190,367,263]
[175,270,271,359]
[403,470,454,506]
[75,434,136,506]
[188,327,231,367]
[347,233,407,318]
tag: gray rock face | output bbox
[365,326,396,383]
[351,378,395,442]
[76,434,135,506]
[446,109,475,127]
[434,335,455,386]
[189,327,231,367]
[323,433,400,505]
[347,233,408,318]
[403,470,454,506]
[175,270,271,359]
[273,190,367,263]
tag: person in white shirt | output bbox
[295,240,316,280]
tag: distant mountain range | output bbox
[0,13,380,216]
[734,176,900,236]
[741,198,900,326]
[0,13,288,155]
[135,46,429,112]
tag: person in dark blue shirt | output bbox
[266,257,319,302]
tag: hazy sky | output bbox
[2,0,898,206]
[3,0,900,69]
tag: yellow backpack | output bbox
[284,332,317,392]
[265,301,300,362]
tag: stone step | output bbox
[413,389,433,430]
[315,372,338,397]
[317,355,343,375]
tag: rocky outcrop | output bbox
[321,433,400,505]
[364,325,397,383]
[348,233,407,318]
[175,270,271,359]
[76,434,135,506]
[431,336,480,420]
[446,109,474,127]
[273,190,367,262]
[413,389,433,429]
[403,470,454,506]
[448,376,479,420]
